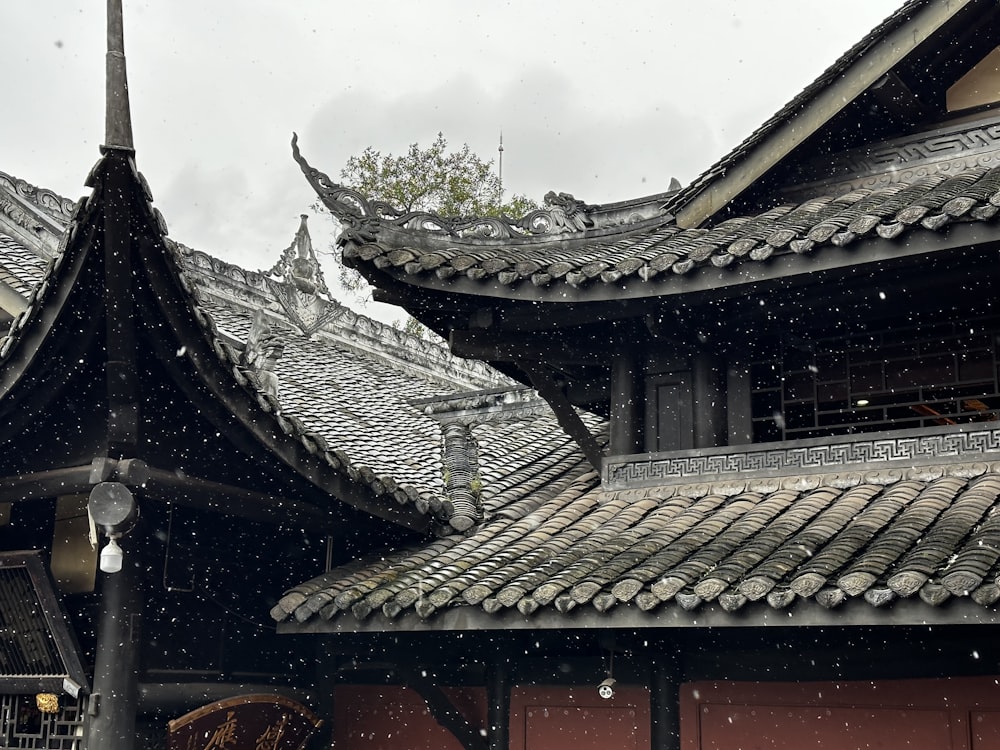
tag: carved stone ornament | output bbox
[0,171,76,220]
[262,214,346,337]
[263,214,331,298]
[292,134,605,241]
[415,387,548,531]
[240,309,286,400]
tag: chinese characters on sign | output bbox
[167,694,322,750]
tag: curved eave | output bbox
[275,457,1000,631]
[127,209,432,532]
[348,212,1000,308]
[0,192,103,438]
[0,151,430,533]
[292,133,677,252]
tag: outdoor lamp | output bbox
[88,482,138,574]
[99,536,124,574]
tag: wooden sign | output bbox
[167,694,322,750]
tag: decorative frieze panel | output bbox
[605,425,1000,489]
[784,116,1000,199]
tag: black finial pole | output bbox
[104,0,134,151]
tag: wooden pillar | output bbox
[308,641,338,750]
[691,353,726,449]
[487,658,511,750]
[650,657,681,750]
[85,539,143,750]
[727,360,753,446]
[609,347,645,456]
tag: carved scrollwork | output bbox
[0,171,75,219]
[0,198,37,231]
[292,134,599,241]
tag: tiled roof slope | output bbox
[345,167,1000,293]
[274,461,1000,625]
[0,235,48,298]
[195,296,602,516]
[0,170,598,531]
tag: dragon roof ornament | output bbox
[291,134,679,246]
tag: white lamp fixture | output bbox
[99,537,124,574]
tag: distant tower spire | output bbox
[104,0,134,151]
[497,131,504,207]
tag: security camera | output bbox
[598,677,616,700]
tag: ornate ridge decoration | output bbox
[605,425,1000,489]
[174,242,503,390]
[239,309,286,400]
[0,171,76,220]
[261,214,344,338]
[291,134,664,244]
[262,214,332,298]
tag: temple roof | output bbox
[274,457,1000,630]
[296,0,1000,310]
[327,169,1000,300]
[0,174,599,534]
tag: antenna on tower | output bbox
[497,131,504,208]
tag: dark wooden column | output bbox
[307,641,338,750]
[727,360,753,445]
[650,656,681,750]
[691,353,727,449]
[85,539,143,750]
[609,347,645,456]
[487,658,511,750]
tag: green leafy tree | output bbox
[341,132,537,218]
[322,134,538,338]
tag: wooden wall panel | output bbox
[333,685,486,750]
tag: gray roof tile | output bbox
[275,463,1000,624]
[341,167,1000,294]
[0,235,48,298]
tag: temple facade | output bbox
[4,1,1000,749]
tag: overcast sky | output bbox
[5,1,901,314]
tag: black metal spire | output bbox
[104,0,134,151]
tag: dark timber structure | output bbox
[284,1,1000,748]
[6,1,1000,748]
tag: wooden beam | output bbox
[118,460,333,528]
[450,329,610,366]
[519,360,605,472]
[0,466,94,502]
[675,0,974,228]
[0,460,334,528]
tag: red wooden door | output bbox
[972,710,1000,749]
[698,704,953,749]
[511,686,650,750]
[681,677,1000,750]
